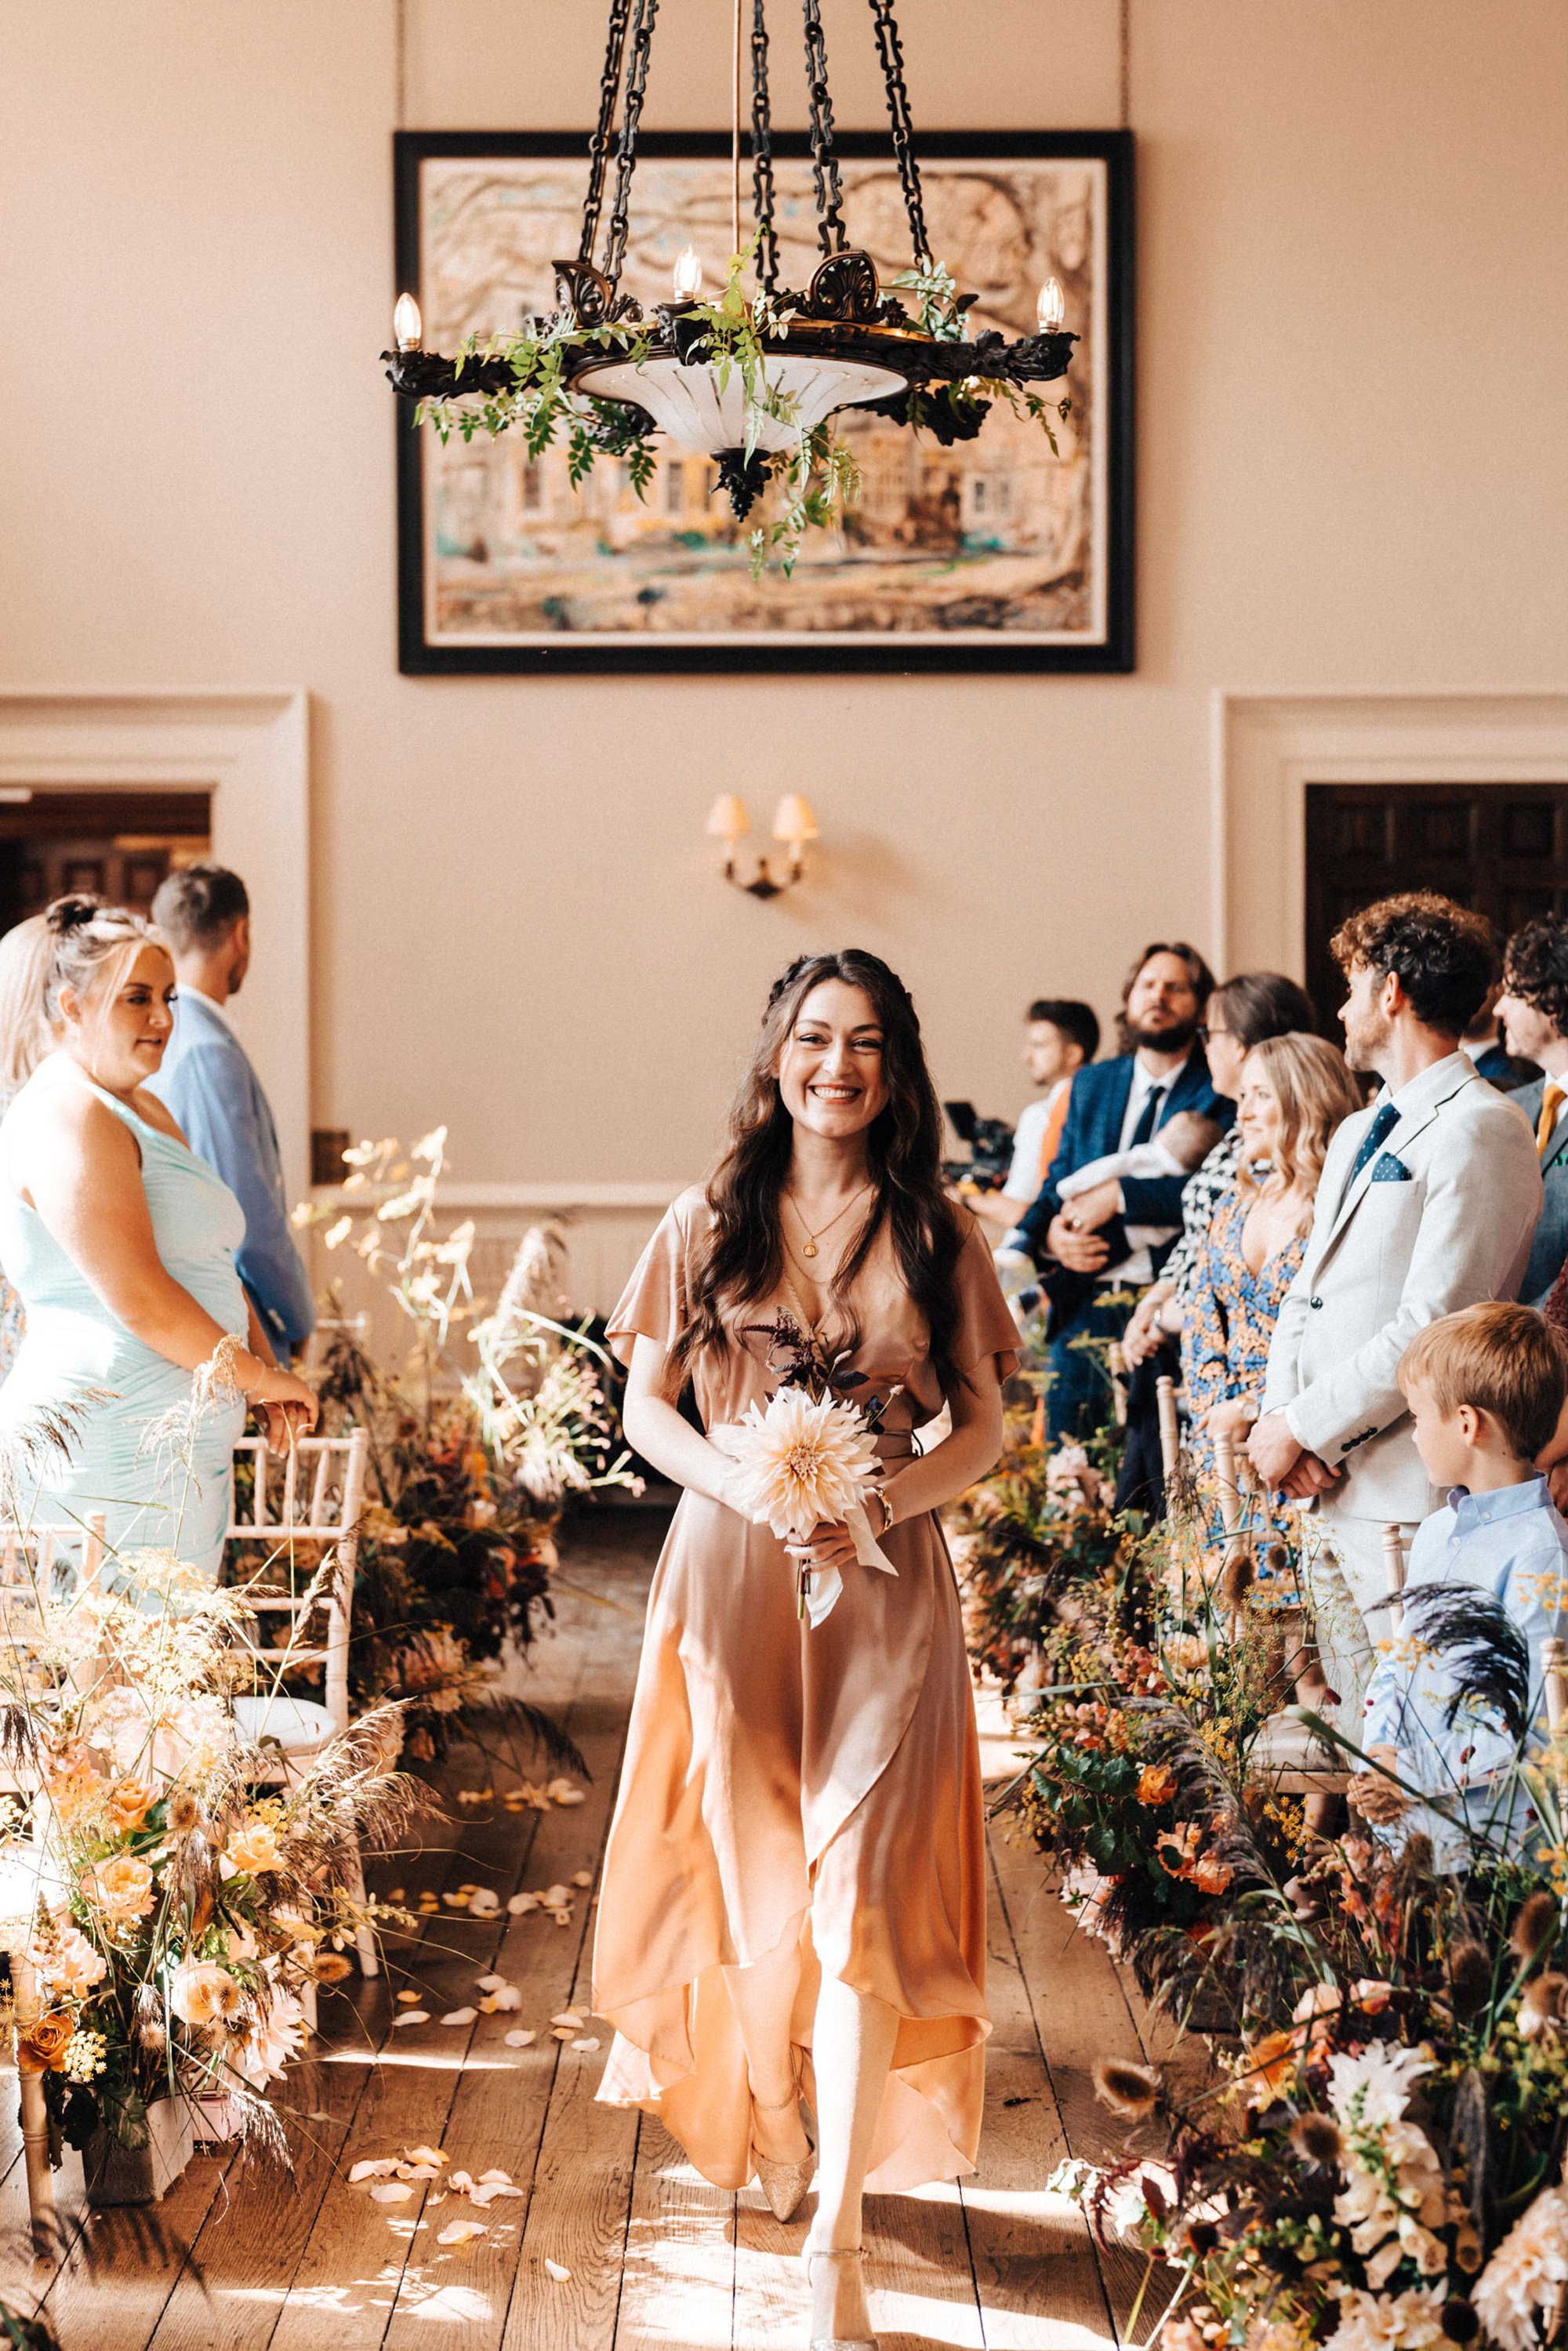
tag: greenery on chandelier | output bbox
[412,240,1069,578]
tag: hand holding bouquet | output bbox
[712,1318,900,1627]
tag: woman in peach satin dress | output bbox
[593,950,1015,2351]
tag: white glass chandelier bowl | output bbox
[576,351,907,455]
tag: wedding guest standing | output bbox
[0,898,316,1577]
[968,998,1099,1239]
[594,950,1014,2351]
[1016,941,1229,1442]
[1250,893,1541,1729]
[1494,916,1568,1307]
[148,863,314,1357]
[1461,979,1537,1090]
[1183,1034,1359,1561]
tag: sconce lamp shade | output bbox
[706,792,750,843]
[771,793,819,847]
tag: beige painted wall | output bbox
[0,0,1563,1190]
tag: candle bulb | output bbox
[393,292,423,351]
[673,245,703,300]
[1036,276,1065,334]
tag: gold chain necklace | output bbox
[783,1184,872,1261]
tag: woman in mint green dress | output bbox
[0,898,316,1580]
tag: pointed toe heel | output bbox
[753,2148,815,2223]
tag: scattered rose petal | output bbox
[475,1974,510,1992]
[437,2219,487,2244]
[571,1871,593,1889]
[489,1985,522,2012]
[441,2007,477,2027]
[478,1996,499,2015]
[350,2158,398,2182]
[470,2181,524,2207]
[467,1889,500,1917]
[449,2169,474,2192]
[406,2145,448,2167]
[399,2164,441,2181]
[546,1780,585,1806]
[441,1892,471,1909]
[550,2010,583,2030]
[542,1888,572,1911]
[387,1887,405,1902]
[544,2258,572,2282]
[369,2182,415,2204]
[550,1909,572,1927]
[570,2037,601,2052]
[504,2028,537,2048]
[550,2027,575,2042]
[506,1892,538,1916]
[392,2010,430,2028]
[477,2168,513,2185]
[396,1989,423,2005]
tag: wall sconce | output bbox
[706,792,820,899]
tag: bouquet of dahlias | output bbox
[712,1313,898,1628]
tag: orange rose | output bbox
[105,1776,156,1834]
[1192,1853,1233,1896]
[20,2010,75,2072]
[82,1852,156,1925]
[1138,1764,1178,1807]
[1237,2026,1301,2106]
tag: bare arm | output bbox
[620,1333,745,1509]
[13,1089,315,1429]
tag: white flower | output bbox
[1325,2042,1432,2130]
[1473,2186,1568,2351]
[1322,2284,1445,2351]
[717,1388,880,1543]
[232,1987,307,2087]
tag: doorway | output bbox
[0,789,212,935]
[1303,780,1568,1029]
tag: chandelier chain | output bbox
[603,0,660,288]
[801,0,848,256]
[1120,0,1131,129]
[867,0,929,266]
[750,0,780,288]
[579,0,634,267]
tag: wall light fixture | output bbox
[706,792,819,899]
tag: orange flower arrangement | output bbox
[82,1852,157,1926]
[20,2010,75,2073]
[1138,1763,1178,1807]
[104,1776,156,1833]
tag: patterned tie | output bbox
[1128,1083,1167,1150]
[1537,1082,1565,1160]
[1348,1101,1399,1182]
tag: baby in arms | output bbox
[996,1110,1223,1317]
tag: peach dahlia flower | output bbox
[719,1388,880,1543]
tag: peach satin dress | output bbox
[593,1187,1018,2193]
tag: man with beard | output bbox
[1251,892,1541,1731]
[1018,941,1229,1447]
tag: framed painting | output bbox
[393,129,1134,673]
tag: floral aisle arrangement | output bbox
[0,1542,421,2186]
[953,1414,1568,2349]
[292,1132,635,1758]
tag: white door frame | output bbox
[0,690,310,1200]
[1213,690,1568,979]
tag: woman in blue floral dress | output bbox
[1183,1033,1361,1567]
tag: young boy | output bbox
[1346,1301,1568,1867]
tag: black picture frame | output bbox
[393,128,1135,675]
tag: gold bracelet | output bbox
[870,1487,895,1538]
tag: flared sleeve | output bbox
[605,1186,705,1367]
[952,1215,1022,1384]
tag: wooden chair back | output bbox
[0,1515,107,1789]
[224,1431,369,1737]
[1155,1373,1180,1482]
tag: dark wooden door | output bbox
[1304,781,1568,1031]
[0,791,211,934]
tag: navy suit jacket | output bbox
[148,992,316,1353]
[1016,1047,1232,1295]
[1511,1076,1568,1308]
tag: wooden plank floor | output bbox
[0,1508,1158,2350]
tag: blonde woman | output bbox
[1182,1033,1361,1556]
[0,896,316,1576]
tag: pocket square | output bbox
[1370,1152,1412,1182]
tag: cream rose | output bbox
[223,1818,282,1878]
[169,1961,244,2026]
[36,1923,107,1997]
[82,1852,156,1925]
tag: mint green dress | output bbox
[0,1081,248,1580]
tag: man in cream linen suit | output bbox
[1250,893,1541,1727]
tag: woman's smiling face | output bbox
[63,941,177,1091]
[776,979,890,1140]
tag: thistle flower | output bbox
[1518,1970,1566,2040]
[1289,2110,1343,2167]
[1509,1888,1559,1965]
[166,1790,201,1836]
[169,1961,244,2027]
[1218,1544,1255,1614]
[717,1388,881,1544]
[1091,2058,1161,2121]
[1447,1939,1492,2017]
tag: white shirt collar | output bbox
[179,983,239,1038]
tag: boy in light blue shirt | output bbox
[1346,1300,1568,1868]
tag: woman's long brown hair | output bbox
[672,949,968,1393]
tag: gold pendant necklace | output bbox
[785,1184,871,1261]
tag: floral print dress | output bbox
[1181,1185,1305,1569]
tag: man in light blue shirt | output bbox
[1348,1301,1568,1868]
[147,863,315,1357]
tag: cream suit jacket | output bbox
[1261,1054,1542,1525]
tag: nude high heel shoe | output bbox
[804,2245,878,2350]
[750,2090,815,2223]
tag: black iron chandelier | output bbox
[383,0,1077,528]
